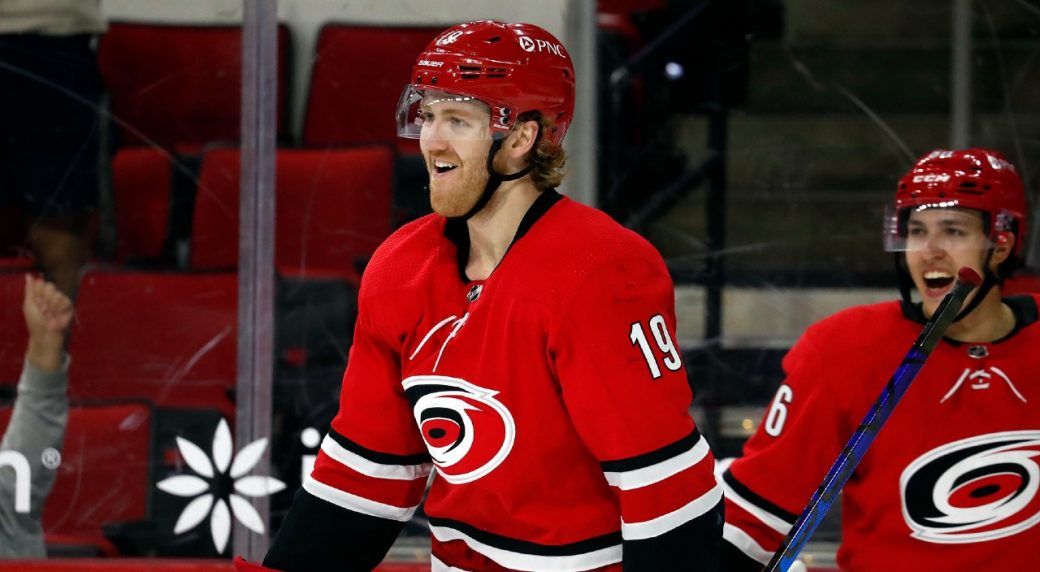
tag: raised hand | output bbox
[23,274,74,371]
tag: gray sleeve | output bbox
[0,356,69,559]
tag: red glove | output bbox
[234,556,280,572]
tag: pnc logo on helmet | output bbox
[517,35,565,57]
[900,431,1040,544]
[403,375,516,484]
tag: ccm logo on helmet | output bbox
[403,375,516,484]
[912,174,951,183]
[518,35,565,57]
[900,431,1040,544]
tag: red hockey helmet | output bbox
[885,148,1029,256]
[396,20,576,146]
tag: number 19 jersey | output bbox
[310,191,722,571]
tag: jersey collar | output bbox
[901,294,1039,346]
[443,189,564,283]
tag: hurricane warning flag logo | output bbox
[900,431,1040,544]
[156,419,285,553]
[403,375,515,484]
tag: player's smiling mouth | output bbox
[434,160,458,174]
[923,270,955,290]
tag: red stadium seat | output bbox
[302,24,443,152]
[0,272,29,387]
[190,147,393,283]
[111,148,173,262]
[0,256,34,271]
[98,23,291,153]
[68,271,237,416]
[0,402,154,556]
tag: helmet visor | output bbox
[883,203,998,252]
[396,85,495,142]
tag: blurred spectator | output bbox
[0,275,74,558]
[0,1,106,297]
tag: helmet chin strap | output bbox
[952,248,997,321]
[453,138,534,221]
[895,248,997,323]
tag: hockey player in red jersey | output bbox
[719,148,1040,571]
[244,20,723,572]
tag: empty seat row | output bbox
[111,146,393,280]
[190,146,392,279]
[99,22,442,153]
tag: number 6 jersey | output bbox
[721,295,1040,571]
[267,190,722,572]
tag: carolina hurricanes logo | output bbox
[900,431,1040,543]
[402,375,515,484]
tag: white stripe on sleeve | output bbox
[620,483,723,540]
[320,434,432,481]
[303,474,417,522]
[603,437,711,491]
[723,523,773,565]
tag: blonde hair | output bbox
[518,111,568,191]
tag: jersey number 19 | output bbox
[629,314,682,379]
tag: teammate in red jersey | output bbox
[243,20,722,572]
[719,148,1039,571]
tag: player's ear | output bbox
[506,119,539,157]
[991,231,1014,266]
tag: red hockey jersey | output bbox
[722,296,1040,571]
[305,192,720,571]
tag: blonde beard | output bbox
[429,171,490,218]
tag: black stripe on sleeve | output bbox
[264,488,403,572]
[623,497,724,571]
[599,428,701,473]
[328,428,431,466]
[428,517,621,557]
[723,469,798,523]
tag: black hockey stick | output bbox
[764,267,982,572]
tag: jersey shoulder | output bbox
[801,300,910,348]
[533,197,667,273]
[782,300,913,395]
[553,198,661,257]
[516,198,673,310]
[359,214,447,299]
